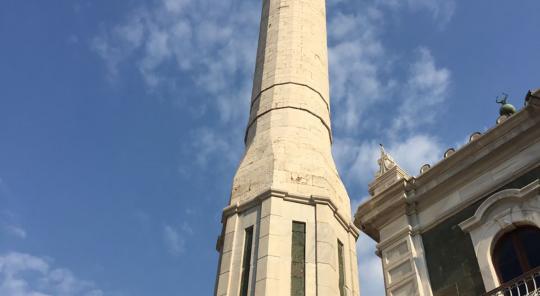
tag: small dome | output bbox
[499,103,516,116]
[496,93,516,116]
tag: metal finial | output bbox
[496,93,516,116]
[496,93,509,105]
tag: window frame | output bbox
[492,225,540,284]
[291,221,306,296]
[239,226,254,296]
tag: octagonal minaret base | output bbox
[215,0,361,295]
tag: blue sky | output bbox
[1,0,539,295]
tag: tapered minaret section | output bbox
[215,0,360,295]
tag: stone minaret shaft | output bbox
[215,0,360,295]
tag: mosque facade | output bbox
[355,90,540,296]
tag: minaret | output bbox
[215,0,361,295]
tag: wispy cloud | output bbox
[2,224,27,239]
[335,134,443,191]
[390,47,451,137]
[163,225,185,256]
[356,233,385,295]
[329,0,451,188]
[93,0,456,294]
[93,0,260,174]
[376,0,456,26]
[187,127,240,168]
[0,252,103,296]
[327,2,453,294]
[92,0,259,124]
[1,207,27,240]
[162,223,193,257]
[328,8,396,132]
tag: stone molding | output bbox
[408,103,540,207]
[355,179,408,241]
[250,81,330,112]
[369,165,410,197]
[222,188,360,239]
[458,180,540,291]
[244,105,333,144]
[459,180,540,232]
[355,108,540,240]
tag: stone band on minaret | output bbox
[215,1,361,295]
[247,0,332,145]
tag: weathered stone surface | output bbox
[230,0,352,221]
[423,169,540,295]
[215,1,360,295]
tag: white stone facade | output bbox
[355,93,540,296]
[460,180,540,291]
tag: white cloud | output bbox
[186,127,240,169]
[390,48,451,137]
[163,0,190,14]
[387,134,443,175]
[334,134,443,188]
[333,138,380,187]
[0,252,103,296]
[1,209,27,240]
[163,225,185,256]
[327,1,454,135]
[163,223,194,256]
[328,10,396,132]
[356,234,385,295]
[92,0,259,126]
[376,0,456,26]
[2,224,27,239]
[93,0,260,171]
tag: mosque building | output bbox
[355,91,540,296]
[212,0,540,295]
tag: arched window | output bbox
[492,226,540,284]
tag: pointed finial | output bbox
[496,93,509,105]
[376,143,397,177]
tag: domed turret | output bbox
[499,103,516,116]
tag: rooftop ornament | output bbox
[526,88,540,107]
[375,144,397,177]
[419,164,431,175]
[496,93,517,116]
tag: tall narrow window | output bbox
[240,226,254,296]
[291,222,306,296]
[337,240,346,296]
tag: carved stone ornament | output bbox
[376,144,397,177]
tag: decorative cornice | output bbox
[368,164,410,196]
[354,179,409,241]
[222,188,360,238]
[459,180,540,232]
[408,103,540,204]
